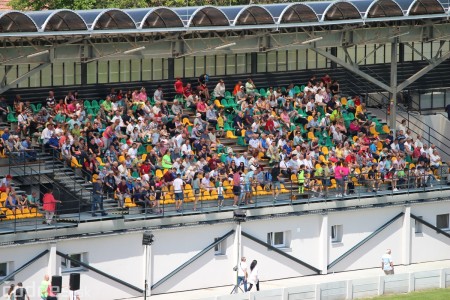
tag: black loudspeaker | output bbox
[51,275,62,294]
[69,273,81,291]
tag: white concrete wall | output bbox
[1,200,450,299]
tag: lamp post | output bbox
[142,232,154,300]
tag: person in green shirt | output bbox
[27,191,40,208]
[161,153,172,170]
[101,96,113,112]
[40,274,50,300]
[298,165,306,193]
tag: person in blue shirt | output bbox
[1,128,10,142]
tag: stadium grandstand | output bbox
[0,0,449,299]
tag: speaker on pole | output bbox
[70,273,81,291]
[51,275,62,294]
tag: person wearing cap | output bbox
[236,85,247,103]
[92,177,107,216]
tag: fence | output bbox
[201,268,450,300]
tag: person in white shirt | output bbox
[127,143,138,159]
[181,140,192,156]
[414,135,424,149]
[213,79,226,98]
[248,134,261,151]
[173,173,184,212]
[381,249,394,275]
[430,150,441,169]
[236,257,248,292]
[41,124,54,145]
[247,260,260,291]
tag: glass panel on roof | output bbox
[142,8,183,28]
[409,0,444,15]
[0,12,37,33]
[220,6,244,21]
[190,7,229,26]
[325,2,361,20]
[45,11,87,31]
[368,0,403,17]
[280,4,319,23]
[94,10,135,30]
[236,6,274,25]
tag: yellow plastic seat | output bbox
[71,157,82,168]
[155,169,163,178]
[226,131,238,139]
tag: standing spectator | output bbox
[271,164,281,202]
[92,178,107,217]
[446,103,450,120]
[236,257,248,293]
[232,170,241,207]
[40,274,50,300]
[42,188,61,225]
[6,283,15,300]
[173,173,184,212]
[381,249,394,275]
[174,77,184,97]
[247,260,260,291]
[15,282,30,300]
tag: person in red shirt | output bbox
[233,81,242,96]
[174,77,184,96]
[265,116,275,134]
[183,83,193,100]
[140,160,151,175]
[208,154,219,171]
[43,188,61,225]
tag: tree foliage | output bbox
[9,0,279,10]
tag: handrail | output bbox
[151,229,235,290]
[0,250,49,285]
[364,93,450,158]
[411,213,450,239]
[327,212,405,270]
[241,231,321,274]
[56,251,144,293]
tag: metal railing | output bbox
[2,151,449,232]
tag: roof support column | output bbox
[0,62,50,94]
[390,38,398,137]
[310,47,392,93]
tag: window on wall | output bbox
[214,237,226,255]
[216,55,225,76]
[29,64,41,88]
[287,50,297,71]
[226,54,236,75]
[205,55,215,76]
[267,231,290,248]
[331,225,343,243]
[64,62,75,85]
[61,253,88,272]
[174,57,183,78]
[277,50,287,71]
[415,216,423,234]
[141,59,152,81]
[298,49,307,70]
[153,58,163,80]
[195,56,205,77]
[267,52,276,72]
[307,49,316,69]
[436,214,449,229]
[86,62,97,84]
[0,262,10,279]
[121,59,130,82]
[257,53,267,73]
[97,61,108,84]
[184,56,195,78]
[236,54,246,74]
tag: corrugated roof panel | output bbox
[189,6,230,27]
[279,3,320,23]
[234,5,275,25]
[366,0,404,18]
[407,0,445,15]
[0,11,38,33]
[324,1,362,21]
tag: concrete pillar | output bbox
[48,242,57,276]
[346,280,353,299]
[401,206,411,266]
[144,244,152,297]
[319,213,329,274]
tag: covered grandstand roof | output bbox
[0,0,448,33]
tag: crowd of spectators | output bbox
[0,72,447,215]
